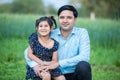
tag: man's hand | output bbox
[33,62,60,78]
[39,62,59,71]
[33,65,42,77]
[42,61,56,66]
[47,62,60,70]
[33,65,51,79]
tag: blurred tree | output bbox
[47,5,57,15]
[81,0,97,20]
[104,0,120,19]
[11,0,44,14]
[43,4,57,15]
[0,0,57,15]
[69,0,97,19]
[0,3,12,13]
[69,0,120,19]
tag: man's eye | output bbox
[59,16,64,19]
[67,16,72,19]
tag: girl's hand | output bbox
[33,65,42,77]
[40,62,60,71]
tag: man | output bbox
[24,5,92,80]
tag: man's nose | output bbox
[63,18,68,22]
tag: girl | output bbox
[26,16,65,80]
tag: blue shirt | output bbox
[24,27,90,74]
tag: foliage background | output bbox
[0,0,120,19]
[0,0,120,80]
[0,13,120,80]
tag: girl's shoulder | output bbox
[29,32,37,41]
[50,38,59,51]
[51,38,59,45]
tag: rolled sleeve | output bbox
[59,60,68,68]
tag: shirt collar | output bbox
[57,27,76,36]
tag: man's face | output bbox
[58,10,76,31]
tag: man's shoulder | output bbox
[52,28,59,32]
[74,27,87,33]
[51,28,59,34]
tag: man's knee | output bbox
[74,61,92,80]
[76,61,91,73]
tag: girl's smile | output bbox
[37,21,51,36]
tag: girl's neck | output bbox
[38,36,53,48]
[38,36,50,42]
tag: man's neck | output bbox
[60,29,72,39]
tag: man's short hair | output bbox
[57,5,78,18]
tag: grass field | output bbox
[0,13,120,80]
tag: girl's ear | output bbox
[51,26,54,31]
[35,27,38,31]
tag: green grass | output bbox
[0,61,26,80]
[0,39,27,80]
[77,18,120,48]
[0,13,120,80]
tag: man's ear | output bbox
[74,18,77,22]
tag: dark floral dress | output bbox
[26,32,62,80]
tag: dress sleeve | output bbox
[28,32,37,51]
[52,39,59,52]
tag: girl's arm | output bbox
[43,51,59,71]
[27,46,43,65]
[52,51,58,62]
[43,51,58,66]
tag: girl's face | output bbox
[37,21,52,37]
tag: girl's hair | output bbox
[35,16,57,29]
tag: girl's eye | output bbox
[45,25,48,27]
[38,25,42,27]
